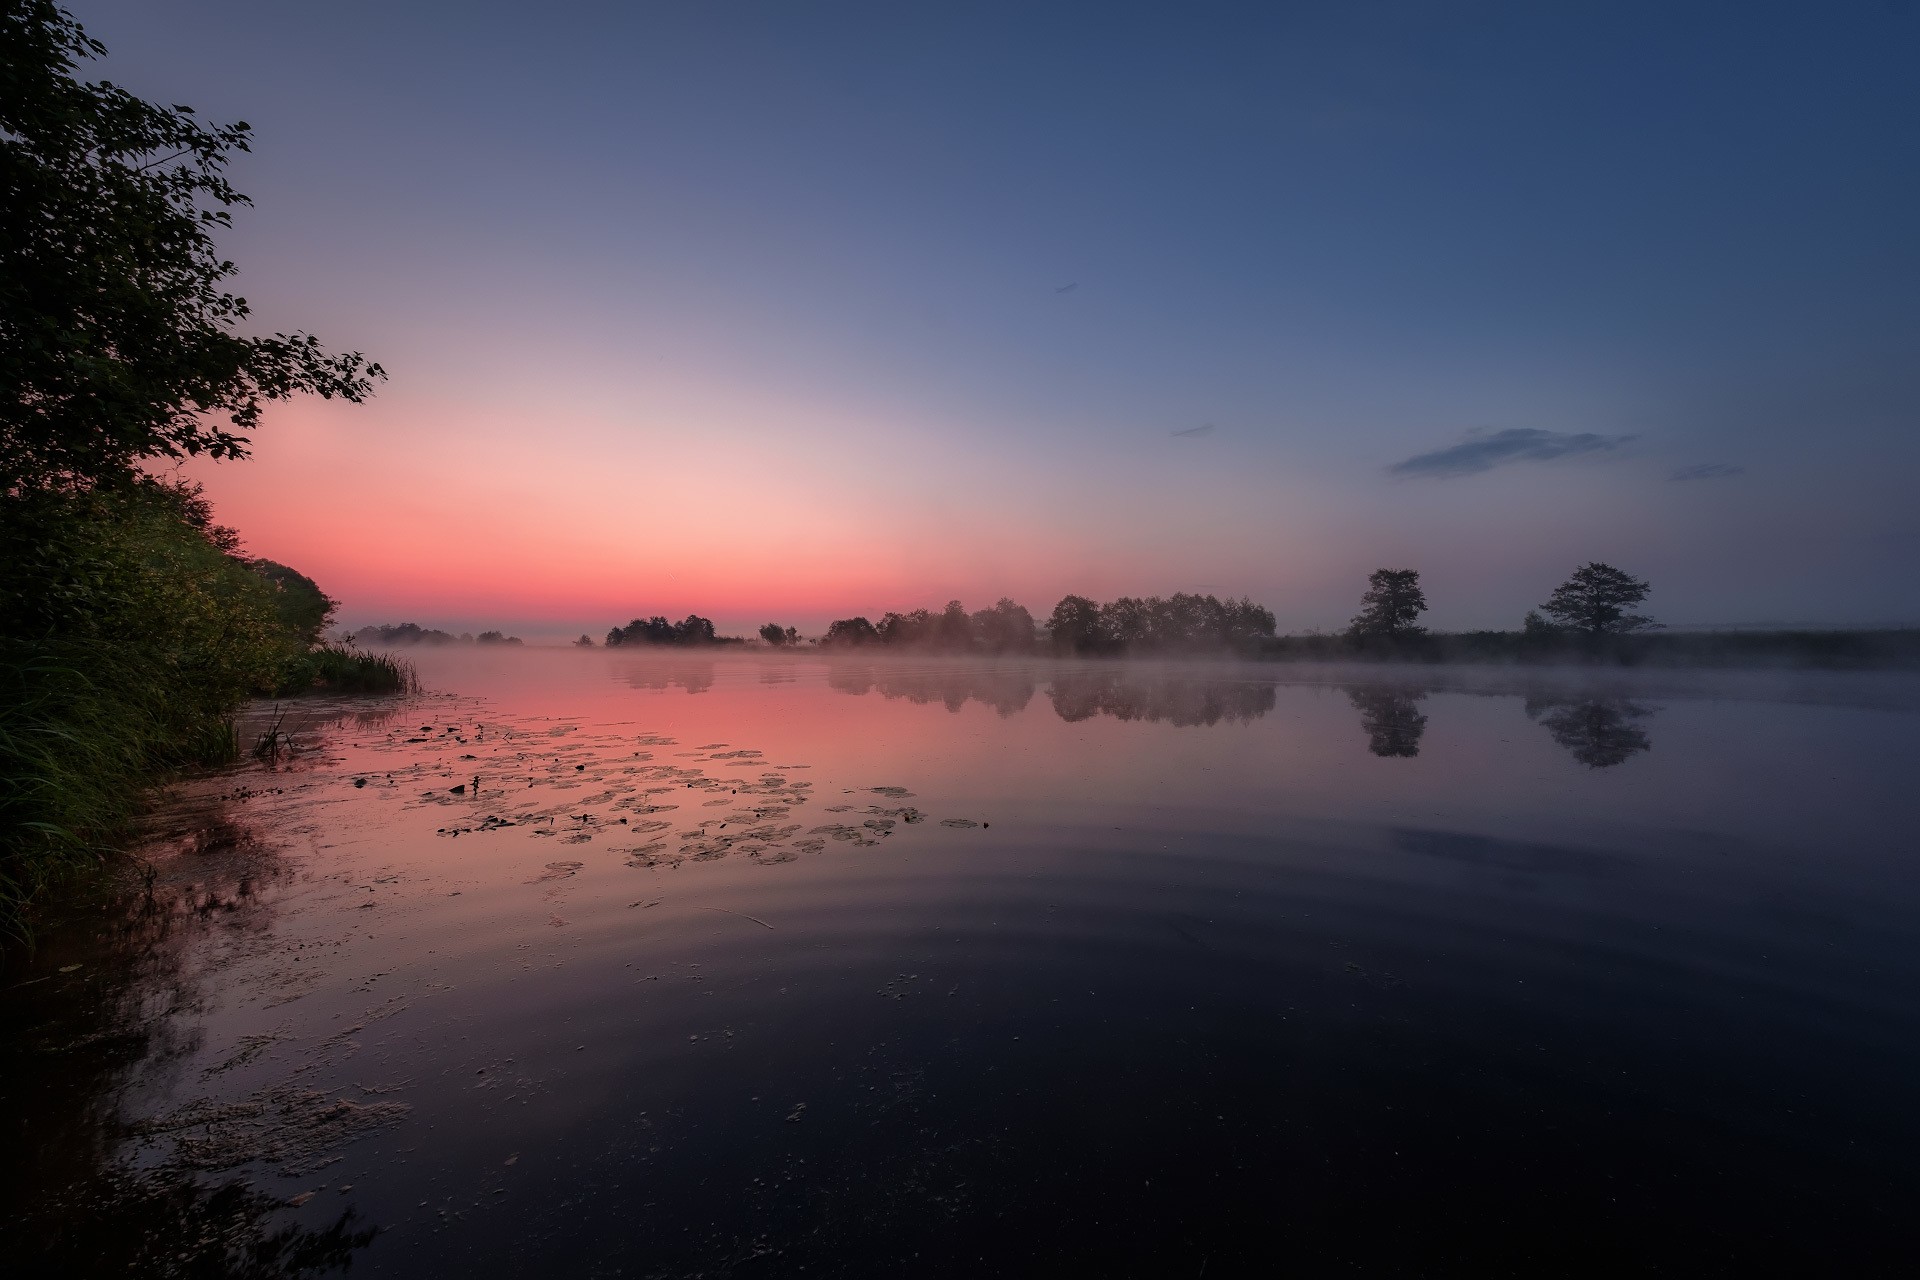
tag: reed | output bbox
[274,644,417,696]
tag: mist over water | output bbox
[7,647,1919,1274]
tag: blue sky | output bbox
[84,0,1920,630]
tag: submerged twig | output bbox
[692,905,773,930]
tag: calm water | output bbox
[6,650,1920,1276]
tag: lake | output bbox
[6,649,1919,1275]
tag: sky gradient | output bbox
[78,0,1920,635]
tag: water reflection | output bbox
[619,661,715,694]
[10,651,1914,1275]
[809,660,1666,769]
[1525,696,1657,768]
[1047,668,1277,726]
[827,663,1037,716]
[1345,686,1429,757]
[0,801,377,1276]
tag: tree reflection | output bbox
[1046,670,1276,727]
[1345,686,1429,757]
[619,662,716,694]
[827,663,1037,716]
[1525,696,1655,767]
[819,662,1279,727]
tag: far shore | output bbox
[346,627,1920,671]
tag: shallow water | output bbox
[6,650,1920,1275]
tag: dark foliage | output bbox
[822,617,881,647]
[869,598,1037,652]
[1538,563,1658,636]
[606,615,728,647]
[249,559,335,647]
[0,1,382,491]
[971,599,1037,652]
[272,644,413,696]
[0,480,385,935]
[0,5,389,936]
[1047,592,1276,655]
[347,623,521,646]
[759,623,800,647]
[1348,569,1427,640]
[1046,595,1105,654]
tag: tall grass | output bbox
[0,481,419,943]
[0,646,237,942]
[273,644,416,696]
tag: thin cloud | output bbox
[1670,462,1745,482]
[1171,422,1216,438]
[1387,427,1632,478]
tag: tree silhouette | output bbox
[1348,569,1427,639]
[249,559,336,646]
[606,615,721,646]
[759,622,789,646]
[971,598,1037,652]
[1046,596,1106,653]
[822,616,880,647]
[1047,593,1274,654]
[1538,563,1657,635]
[1,3,382,491]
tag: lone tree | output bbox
[1,1,383,492]
[1348,569,1427,639]
[1538,563,1657,636]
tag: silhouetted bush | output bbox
[605,615,733,647]
[822,617,881,647]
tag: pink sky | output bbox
[185,392,1350,640]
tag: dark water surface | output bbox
[6,651,1919,1276]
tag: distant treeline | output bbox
[1268,628,1920,669]
[349,623,523,646]
[592,563,1920,669]
[603,615,741,648]
[814,594,1275,655]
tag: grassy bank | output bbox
[0,480,407,942]
[274,644,416,696]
